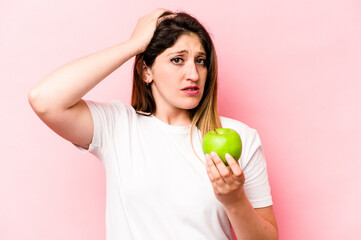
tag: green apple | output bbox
[202,128,242,166]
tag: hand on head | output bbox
[130,8,175,54]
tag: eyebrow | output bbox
[167,50,206,57]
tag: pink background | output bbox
[1,0,360,239]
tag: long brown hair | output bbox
[131,11,222,149]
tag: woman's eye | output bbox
[171,57,183,64]
[196,58,207,65]
[171,57,206,66]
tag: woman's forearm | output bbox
[225,192,278,240]
[29,39,139,113]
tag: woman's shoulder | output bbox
[220,116,255,133]
[219,116,259,141]
[220,116,263,161]
[85,99,136,115]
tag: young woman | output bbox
[28,8,278,240]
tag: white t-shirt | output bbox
[78,100,273,240]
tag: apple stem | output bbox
[213,128,219,134]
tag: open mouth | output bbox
[181,86,200,95]
[182,86,199,91]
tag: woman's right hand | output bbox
[129,8,173,54]
[28,9,174,150]
[28,10,176,150]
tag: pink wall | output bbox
[1,0,360,239]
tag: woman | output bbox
[28,8,278,240]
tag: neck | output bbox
[153,109,191,126]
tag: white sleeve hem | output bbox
[72,142,97,153]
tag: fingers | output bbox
[225,154,244,184]
[149,8,169,16]
[150,8,172,20]
[143,8,175,30]
[140,8,171,25]
[157,13,175,23]
[156,10,176,26]
[130,8,174,54]
[206,152,244,186]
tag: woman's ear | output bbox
[143,61,153,85]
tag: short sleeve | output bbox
[74,100,126,159]
[242,130,273,208]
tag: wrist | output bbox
[223,191,249,213]
[125,38,146,56]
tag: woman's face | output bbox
[145,33,208,116]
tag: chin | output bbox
[182,101,201,110]
[174,95,203,111]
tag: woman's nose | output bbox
[185,62,199,81]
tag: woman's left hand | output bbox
[205,152,246,208]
